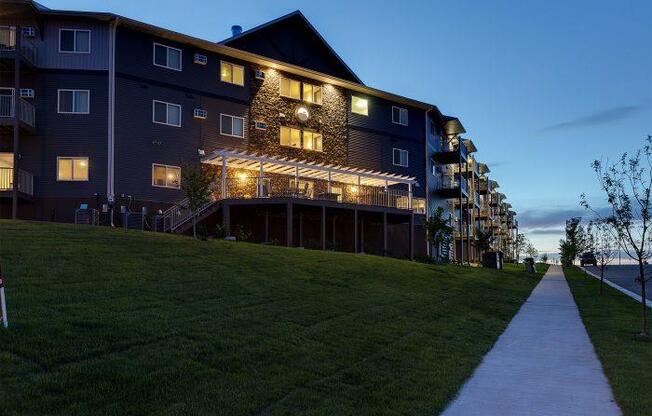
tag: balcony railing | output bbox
[436,175,468,195]
[216,176,425,214]
[0,167,34,196]
[0,26,37,64]
[0,93,35,128]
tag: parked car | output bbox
[580,252,597,266]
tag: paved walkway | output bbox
[442,265,621,416]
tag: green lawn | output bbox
[564,266,652,416]
[0,220,545,416]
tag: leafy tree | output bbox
[181,164,216,239]
[475,226,494,259]
[513,233,527,262]
[424,207,454,264]
[581,135,652,337]
[540,253,549,263]
[585,219,617,295]
[559,217,586,266]
[525,241,538,260]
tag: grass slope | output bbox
[564,266,652,416]
[0,220,544,416]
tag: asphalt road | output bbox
[584,265,652,301]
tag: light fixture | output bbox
[296,106,310,122]
[238,172,248,182]
[350,185,358,194]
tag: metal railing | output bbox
[0,167,34,195]
[0,94,36,128]
[436,175,468,194]
[0,26,37,64]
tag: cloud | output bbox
[538,103,649,134]
[525,228,565,235]
[518,207,611,229]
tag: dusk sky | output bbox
[41,0,652,255]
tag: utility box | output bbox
[483,251,504,270]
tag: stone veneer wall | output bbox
[248,67,348,165]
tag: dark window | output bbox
[60,30,75,51]
[220,114,233,135]
[154,101,167,124]
[154,44,167,66]
[59,29,90,53]
[58,90,73,112]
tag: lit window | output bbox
[59,29,90,53]
[152,164,181,189]
[220,114,245,138]
[303,131,323,152]
[393,148,408,167]
[351,96,368,116]
[280,126,301,148]
[392,106,408,126]
[153,43,182,71]
[221,61,244,86]
[57,157,88,181]
[280,78,301,100]
[58,90,90,114]
[153,100,181,127]
[302,83,322,105]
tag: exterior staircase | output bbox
[161,197,222,234]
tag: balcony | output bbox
[434,175,469,199]
[433,138,469,165]
[203,149,426,215]
[0,26,37,66]
[0,167,34,197]
[0,91,36,131]
[477,178,490,194]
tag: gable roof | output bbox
[221,11,363,85]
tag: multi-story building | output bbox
[0,0,518,262]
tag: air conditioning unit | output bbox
[22,27,36,37]
[19,88,34,98]
[254,121,267,130]
[193,53,207,65]
[193,108,207,119]
[254,69,265,80]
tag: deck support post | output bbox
[408,183,412,210]
[222,203,230,236]
[327,171,332,194]
[383,212,388,255]
[360,213,365,254]
[221,157,227,199]
[12,27,21,220]
[286,202,293,247]
[321,206,326,250]
[264,206,269,243]
[354,209,358,253]
[299,212,303,247]
[258,162,264,197]
[410,213,415,261]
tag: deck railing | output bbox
[0,93,36,128]
[0,167,34,196]
[436,175,468,195]
[0,93,13,117]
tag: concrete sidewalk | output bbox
[442,265,621,416]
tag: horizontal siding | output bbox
[115,27,250,104]
[348,92,425,140]
[39,19,110,71]
[114,77,249,204]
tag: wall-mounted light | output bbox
[238,172,248,182]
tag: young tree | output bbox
[181,164,216,239]
[475,226,494,260]
[525,241,538,260]
[541,253,549,263]
[581,136,652,337]
[585,219,617,295]
[424,207,454,264]
[513,233,527,262]
[559,217,586,266]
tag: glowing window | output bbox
[220,61,244,86]
[280,78,301,100]
[280,126,301,148]
[57,157,88,181]
[152,164,181,189]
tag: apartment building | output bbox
[0,0,518,261]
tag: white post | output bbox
[258,161,264,197]
[294,166,299,192]
[408,183,413,210]
[221,157,227,199]
[327,170,332,193]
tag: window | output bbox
[220,114,245,138]
[303,130,323,152]
[220,61,244,86]
[280,127,322,151]
[153,43,182,71]
[392,106,408,126]
[280,126,302,148]
[280,78,322,104]
[58,90,90,114]
[280,78,301,100]
[59,29,90,53]
[152,164,181,189]
[393,148,408,167]
[351,96,368,116]
[153,100,181,127]
[57,157,88,181]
